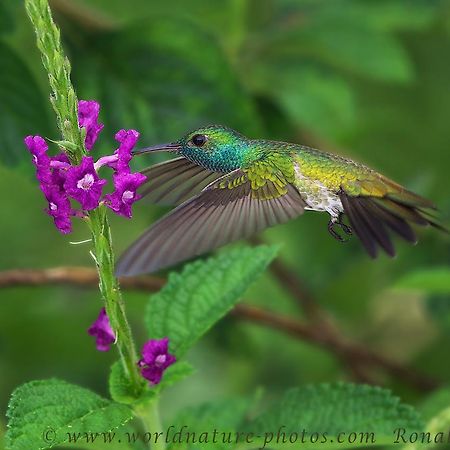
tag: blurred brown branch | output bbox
[0,266,438,392]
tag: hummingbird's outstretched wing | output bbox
[116,164,306,276]
[339,175,447,258]
[139,157,223,206]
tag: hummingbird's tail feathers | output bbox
[386,190,436,209]
[116,172,305,276]
[139,157,222,206]
[339,191,444,258]
[414,207,449,233]
[381,193,448,233]
[340,194,396,257]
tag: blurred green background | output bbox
[1,0,450,444]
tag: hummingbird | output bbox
[116,125,445,276]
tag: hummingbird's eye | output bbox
[191,134,207,147]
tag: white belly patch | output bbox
[294,164,343,218]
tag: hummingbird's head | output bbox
[136,125,251,172]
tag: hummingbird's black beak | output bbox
[132,142,181,155]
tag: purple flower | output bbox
[64,156,107,210]
[26,101,145,233]
[42,184,72,234]
[78,100,104,151]
[138,338,176,385]
[24,135,51,183]
[104,172,147,218]
[88,308,115,352]
[114,129,140,174]
[50,152,70,189]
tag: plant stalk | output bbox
[25,0,142,395]
[135,401,166,450]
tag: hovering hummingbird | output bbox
[116,125,445,276]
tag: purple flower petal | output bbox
[94,154,118,171]
[140,366,164,385]
[50,152,70,189]
[138,337,176,385]
[104,172,147,218]
[64,156,107,210]
[88,308,115,352]
[42,184,72,234]
[25,135,52,184]
[114,129,140,174]
[78,100,104,151]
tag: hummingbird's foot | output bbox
[328,216,352,243]
[337,213,352,236]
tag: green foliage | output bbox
[2,0,450,447]
[145,245,278,357]
[6,379,133,450]
[307,0,437,32]
[0,420,5,450]
[0,2,14,35]
[24,0,85,163]
[395,267,450,294]
[109,360,194,404]
[109,361,139,405]
[0,43,51,167]
[420,388,450,422]
[406,391,450,450]
[167,398,252,450]
[70,20,260,143]
[264,66,355,138]
[247,383,423,448]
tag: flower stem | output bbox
[88,207,142,394]
[135,401,166,450]
[25,0,143,395]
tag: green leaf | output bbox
[109,361,139,405]
[304,25,414,82]
[247,383,423,448]
[308,0,437,33]
[394,267,450,294]
[110,360,194,404]
[6,379,133,450]
[420,388,450,422]
[262,24,413,83]
[0,1,15,35]
[258,65,355,138]
[0,42,52,167]
[168,397,252,450]
[145,245,278,358]
[156,360,196,390]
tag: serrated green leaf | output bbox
[145,245,278,358]
[110,360,194,404]
[0,42,52,167]
[6,379,133,450]
[109,362,139,405]
[156,361,195,390]
[168,398,252,450]
[394,267,450,294]
[247,383,423,448]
